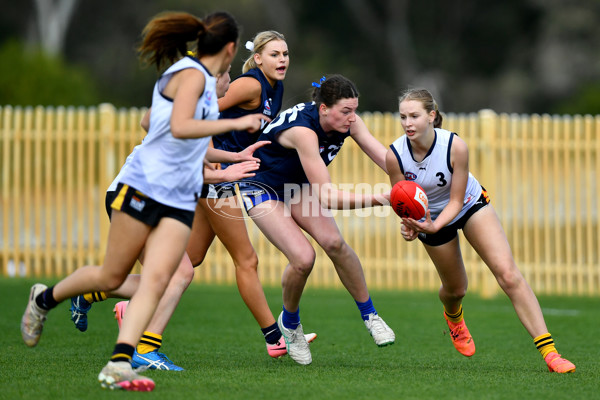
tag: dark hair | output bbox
[137,11,239,70]
[312,74,359,107]
[398,88,443,128]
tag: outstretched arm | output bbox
[279,127,388,210]
[350,114,388,173]
[169,69,270,139]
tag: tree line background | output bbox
[2,0,599,115]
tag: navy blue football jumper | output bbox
[213,67,284,154]
[246,102,350,193]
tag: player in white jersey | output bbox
[20,11,269,391]
[390,128,482,228]
[386,88,575,373]
[68,42,315,368]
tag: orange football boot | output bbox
[444,313,476,357]
[545,352,576,373]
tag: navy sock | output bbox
[356,297,376,321]
[281,305,300,330]
[261,322,282,345]
[35,286,59,311]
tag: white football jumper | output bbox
[111,57,218,211]
[389,128,482,224]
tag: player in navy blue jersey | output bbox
[20,11,271,391]
[212,39,284,154]
[387,88,575,373]
[239,74,396,365]
[185,31,316,359]
[68,31,315,367]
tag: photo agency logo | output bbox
[204,181,279,220]
[205,181,393,220]
[281,183,392,218]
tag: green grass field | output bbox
[1,278,598,400]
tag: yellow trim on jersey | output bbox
[111,184,129,211]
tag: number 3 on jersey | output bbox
[436,172,447,187]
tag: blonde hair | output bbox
[398,88,443,128]
[242,30,286,73]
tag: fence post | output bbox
[98,103,115,265]
[1,106,10,276]
[477,109,500,298]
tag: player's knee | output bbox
[98,271,128,292]
[172,261,195,286]
[454,287,467,300]
[188,251,205,267]
[235,251,258,272]
[496,266,523,292]
[320,234,346,255]
[290,250,316,276]
[441,285,467,301]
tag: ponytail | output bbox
[138,12,204,70]
[433,101,443,128]
[138,11,239,71]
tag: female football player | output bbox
[21,11,268,390]
[387,88,575,373]
[239,74,396,365]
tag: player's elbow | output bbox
[170,123,187,139]
[318,189,336,210]
[320,197,333,210]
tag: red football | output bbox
[390,180,428,219]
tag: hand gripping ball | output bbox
[390,180,428,219]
